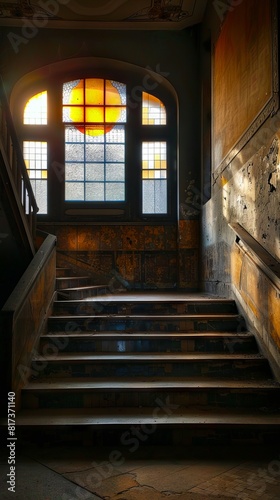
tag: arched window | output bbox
[18,68,177,222]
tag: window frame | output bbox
[16,70,177,223]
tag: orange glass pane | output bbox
[85,79,104,105]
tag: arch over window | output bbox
[15,58,177,221]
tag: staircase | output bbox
[16,268,280,445]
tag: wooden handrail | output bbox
[229,222,280,291]
[0,76,38,243]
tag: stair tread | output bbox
[54,298,237,304]
[58,285,107,290]
[32,352,266,362]
[43,331,254,338]
[9,407,280,426]
[24,377,280,391]
[49,313,242,319]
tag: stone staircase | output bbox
[15,268,280,444]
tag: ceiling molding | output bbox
[0,0,207,29]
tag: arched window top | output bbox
[142,92,166,125]
[18,61,176,221]
[24,91,47,125]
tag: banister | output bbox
[229,222,280,291]
[0,75,38,245]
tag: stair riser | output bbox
[22,389,280,410]
[39,337,258,354]
[13,426,280,447]
[30,360,271,379]
[56,278,91,289]
[57,287,108,299]
[56,268,73,277]
[48,317,246,332]
[52,302,238,316]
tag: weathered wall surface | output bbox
[41,221,200,290]
[202,124,280,367]
[201,0,280,370]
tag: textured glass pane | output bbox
[65,143,84,161]
[105,144,125,162]
[85,144,104,161]
[86,182,104,201]
[142,92,166,125]
[142,180,167,214]
[142,181,154,213]
[24,91,47,125]
[65,126,85,143]
[65,182,84,200]
[23,141,48,214]
[106,163,125,181]
[155,180,167,213]
[105,183,125,201]
[106,125,125,143]
[110,81,126,105]
[65,163,84,181]
[86,164,104,181]
[30,180,47,214]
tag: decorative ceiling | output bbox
[0,0,207,29]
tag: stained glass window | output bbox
[142,142,167,214]
[142,92,166,125]
[24,91,47,124]
[63,79,126,202]
[23,141,48,214]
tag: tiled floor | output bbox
[1,443,280,499]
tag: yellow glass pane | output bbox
[105,106,123,123]
[155,154,160,160]
[42,170,48,179]
[24,91,47,124]
[161,160,167,169]
[142,171,149,179]
[86,107,104,123]
[85,79,104,105]
[66,106,84,122]
[149,171,155,178]
[85,125,105,136]
[69,80,84,105]
[142,160,148,169]
[106,80,122,105]
[155,160,161,169]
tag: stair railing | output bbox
[0,76,38,246]
[229,222,280,291]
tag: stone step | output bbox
[10,406,280,428]
[21,377,280,410]
[57,285,109,299]
[52,299,238,316]
[30,352,271,379]
[47,314,246,332]
[39,332,258,354]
